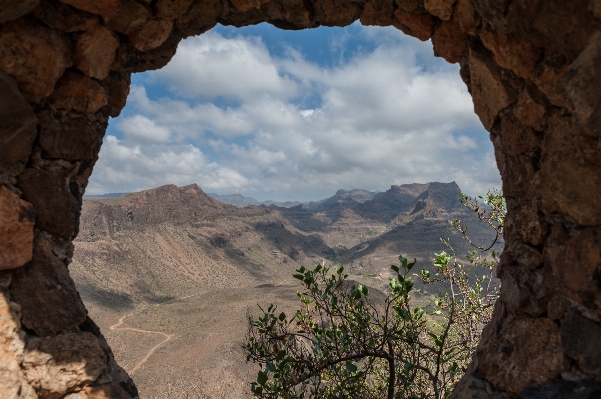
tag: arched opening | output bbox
[1,1,600,398]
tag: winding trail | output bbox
[108,293,202,374]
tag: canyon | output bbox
[70,181,497,397]
[1,0,601,397]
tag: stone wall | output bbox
[1,0,600,397]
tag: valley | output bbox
[70,182,499,398]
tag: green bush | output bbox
[244,191,504,399]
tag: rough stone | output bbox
[156,0,195,19]
[479,30,541,78]
[453,0,479,35]
[58,0,120,17]
[65,382,133,399]
[175,0,222,37]
[424,0,456,20]
[560,310,601,378]
[498,113,539,156]
[432,20,467,63]
[128,18,173,52]
[0,19,71,102]
[32,1,99,33]
[0,0,40,24]
[521,379,601,399]
[468,44,516,129]
[514,88,546,131]
[538,112,601,226]
[478,317,567,394]
[360,0,395,26]
[316,0,362,27]
[393,10,435,41]
[394,0,421,12]
[230,0,270,12]
[38,110,107,162]
[0,187,35,270]
[532,52,573,110]
[564,33,601,137]
[103,0,151,34]
[22,332,107,399]
[545,226,601,310]
[0,72,38,172]
[17,168,80,239]
[74,25,119,80]
[0,285,29,399]
[267,0,313,27]
[101,72,131,118]
[50,71,108,115]
[504,203,547,246]
[10,234,88,336]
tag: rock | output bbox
[230,0,270,12]
[468,44,516,129]
[393,10,435,41]
[394,0,421,12]
[514,88,546,131]
[50,71,108,115]
[175,0,222,37]
[564,33,601,137]
[432,20,467,63]
[0,72,38,172]
[424,0,456,20]
[74,25,119,80]
[0,282,27,399]
[22,332,107,399]
[32,1,98,33]
[0,0,40,24]
[0,187,35,270]
[65,382,133,399]
[560,310,601,378]
[316,0,362,26]
[267,0,313,27]
[521,379,601,399]
[0,19,71,103]
[103,0,151,34]
[128,18,173,52]
[17,168,80,239]
[498,113,538,155]
[360,0,395,26]
[531,52,573,110]
[156,0,195,19]
[37,110,107,162]
[545,226,601,310]
[102,71,131,118]
[479,317,567,394]
[58,0,120,17]
[10,234,88,337]
[538,112,601,226]
[453,0,480,36]
[479,30,541,78]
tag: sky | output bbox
[86,22,501,202]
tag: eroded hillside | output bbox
[71,181,499,398]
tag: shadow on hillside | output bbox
[79,283,135,311]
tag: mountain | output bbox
[71,181,499,398]
[207,192,301,208]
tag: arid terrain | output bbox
[70,182,498,398]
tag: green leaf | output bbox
[391,265,399,274]
[257,371,268,386]
[276,349,286,361]
[345,361,357,373]
[279,312,286,321]
[293,274,304,280]
[266,362,276,373]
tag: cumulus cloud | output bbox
[88,25,500,200]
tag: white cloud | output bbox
[153,32,297,101]
[89,26,501,201]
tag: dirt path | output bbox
[108,293,202,374]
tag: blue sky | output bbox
[88,22,500,202]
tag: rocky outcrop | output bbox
[0,0,600,397]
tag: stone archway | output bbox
[1,0,600,397]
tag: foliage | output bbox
[244,190,505,399]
